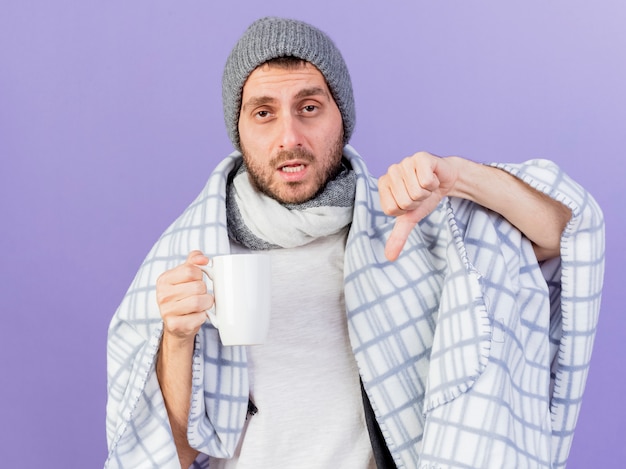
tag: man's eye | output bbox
[303,105,317,113]
[256,110,270,118]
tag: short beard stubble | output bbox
[241,133,345,205]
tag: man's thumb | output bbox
[384,219,417,262]
[187,250,208,265]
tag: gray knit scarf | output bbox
[226,160,356,250]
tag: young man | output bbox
[105,17,604,469]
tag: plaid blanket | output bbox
[105,146,604,468]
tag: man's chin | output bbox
[263,181,320,205]
[272,190,316,205]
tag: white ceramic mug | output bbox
[201,253,272,346]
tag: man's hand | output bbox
[156,250,213,341]
[156,250,210,468]
[378,151,459,261]
[378,152,570,263]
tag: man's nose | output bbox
[277,114,303,150]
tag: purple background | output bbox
[1,1,624,467]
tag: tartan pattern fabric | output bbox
[105,147,604,469]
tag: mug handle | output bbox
[199,264,219,329]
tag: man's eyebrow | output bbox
[242,96,276,111]
[294,86,330,100]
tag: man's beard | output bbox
[241,134,344,205]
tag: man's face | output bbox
[238,62,344,205]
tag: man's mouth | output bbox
[280,164,306,173]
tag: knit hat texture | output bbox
[222,17,355,150]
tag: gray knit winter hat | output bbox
[222,17,355,150]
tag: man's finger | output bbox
[385,219,417,262]
[186,250,208,266]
